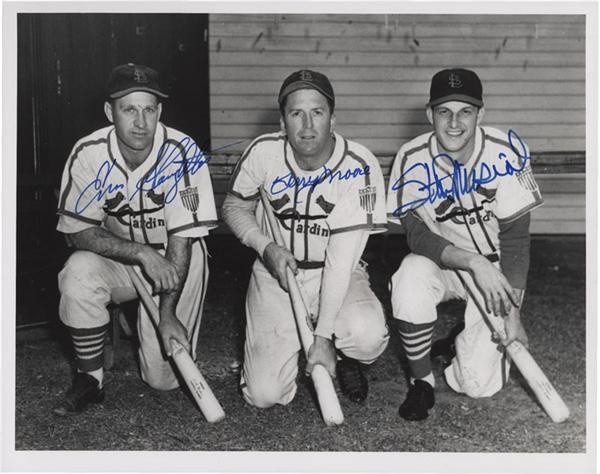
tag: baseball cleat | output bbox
[398,379,435,421]
[53,372,105,416]
[336,356,368,403]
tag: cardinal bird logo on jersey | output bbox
[179,186,199,212]
[316,195,335,214]
[147,189,165,206]
[104,192,125,210]
[269,194,290,211]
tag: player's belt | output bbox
[296,260,325,270]
[485,253,499,263]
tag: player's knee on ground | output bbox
[138,341,181,391]
[390,254,442,323]
[241,376,297,409]
[335,303,389,364]
[445,364,505,399]
[444,323,508,398]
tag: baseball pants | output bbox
[241,260,389,408]
[390,253,510,398]
[58,239,209,390]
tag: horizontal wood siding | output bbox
[209,14,584,155]
[209,14,586,234]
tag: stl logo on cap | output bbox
[300,70,313,81]
[448,72,463,89]
[133,67,149,84]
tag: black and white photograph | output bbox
[2,1,596,473]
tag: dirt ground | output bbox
[14,235,587,455]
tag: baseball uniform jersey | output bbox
[387,125,543,397]
[229,131,389,407]
[57,123,217,389]
[387,126,543,258]
[57,123,218,242]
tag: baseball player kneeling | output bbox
[54,64,218,414]
[223,70,389,407]
[386,68,543,421]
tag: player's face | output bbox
[105,92,162,157]
[427,101,484,164]
[280,89,335,168]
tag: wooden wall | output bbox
[208,14,586,234]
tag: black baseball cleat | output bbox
[336,356,368,403]
[398,379,435,421]
[53,372,105,416]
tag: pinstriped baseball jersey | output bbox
[386,126,543,256]
[57,124,218,245]
[230,131,387,267]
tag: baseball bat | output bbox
[125,266,226,423]
[455,270,570,423]
[259,188,344,426]
[413,210,569,422]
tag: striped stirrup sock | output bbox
[398,320,435,379]
[68,324,109,374]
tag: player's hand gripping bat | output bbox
[125,266,226,423]
[259,187,344,426]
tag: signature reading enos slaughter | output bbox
[73,135,211,216]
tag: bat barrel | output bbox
[311,365,344,426]
[172,344,226,423]
[506,342,570,423]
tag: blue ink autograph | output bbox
[271,164,370,195]
[74,139,241,214]
[392,129,530,218]
[130,136,210,204]
[75,160,125,214]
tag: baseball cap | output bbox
[278,69,335,107]
[107,63,169,100]
[428,68,483,108]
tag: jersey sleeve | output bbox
[161,137,218,238]
[228,139,267,201]
[327,156,387,235]
[494,138,544,223]
[56,145,107,234]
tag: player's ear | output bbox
[280,116,287,135]
[157,102,163,121]
[426,107,434,125]
[329,113,336,136]
[104,101,114,123]
[476,107,485,125]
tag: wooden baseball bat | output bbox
[455,270,570,423]
[125,266,226,423]
[259,188,344,426]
